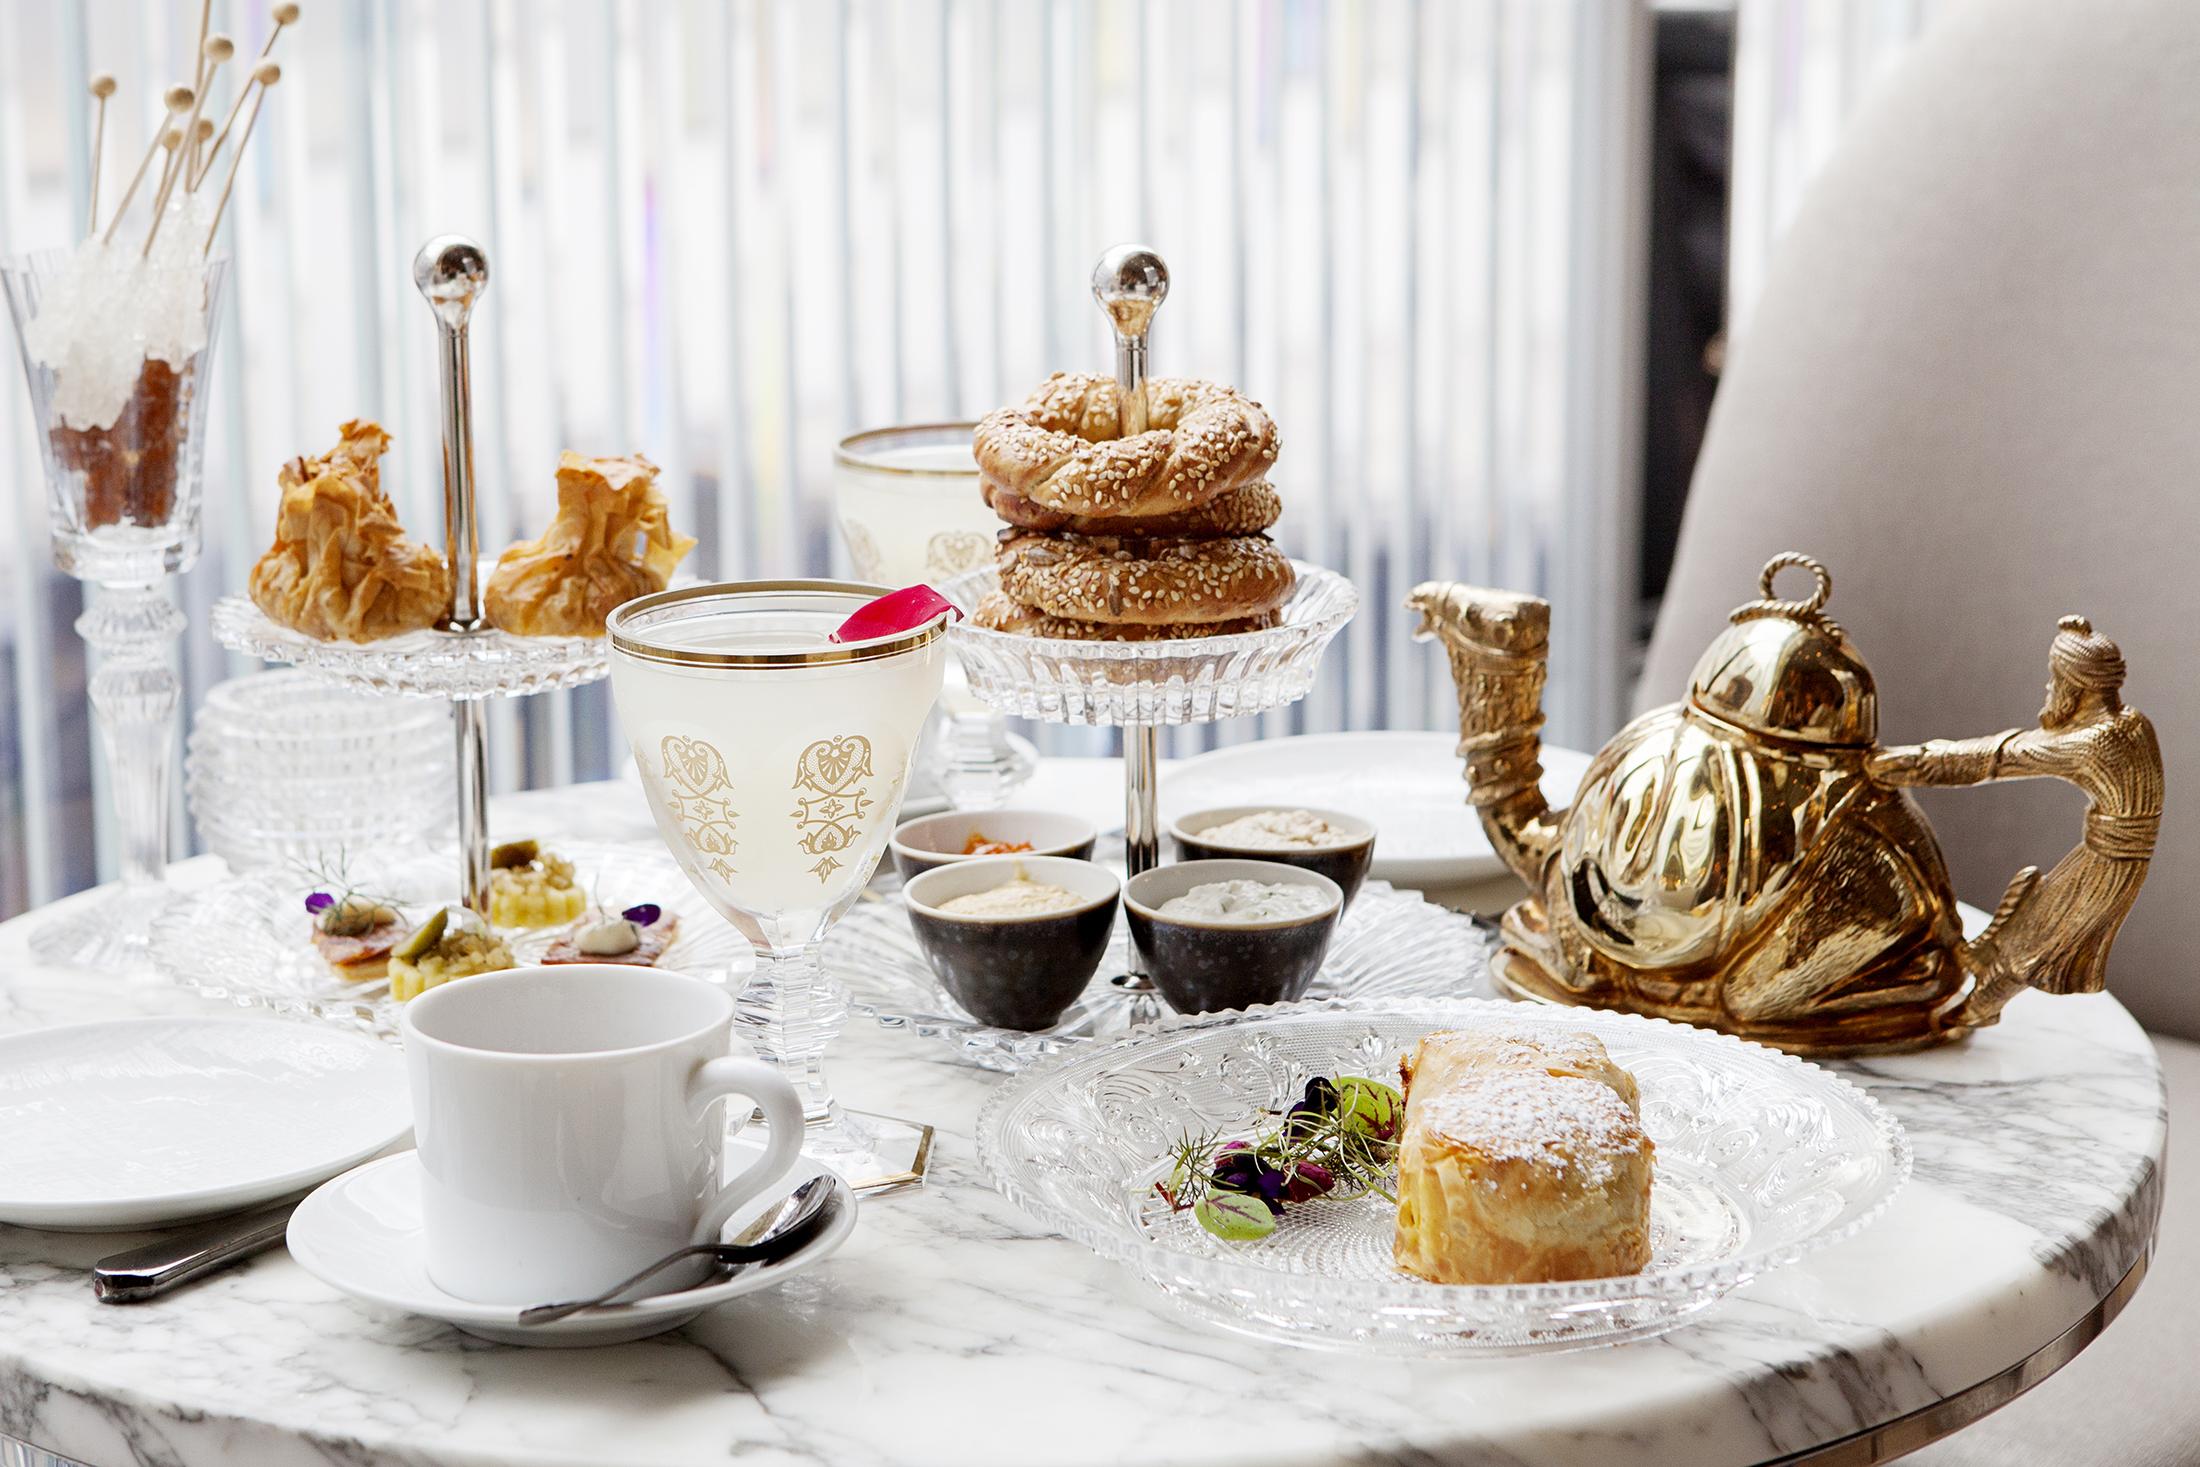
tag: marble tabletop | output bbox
[0,768,2165,1467]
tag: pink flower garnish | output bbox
[830,585,961,645]
[304,892,334,914]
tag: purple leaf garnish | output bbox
[621,903,662,927]
[1284,1161,1336,1203]
[304,891,335,914]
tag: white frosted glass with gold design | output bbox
[831,424,997,587]
[833,424,1032,809]
[609,581,949,1181]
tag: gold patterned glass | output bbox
[833,423,1032,809]
[608,581,949,1180]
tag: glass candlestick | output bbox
[832,423,1033,810]
[608,580,950,1187]
[2,250,229,969]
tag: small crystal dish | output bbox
[977,998,1910,1356]
[828,880,1486,1071]
[939,562,1356,726]
[151,841,745,1039]
[186,672,454,868]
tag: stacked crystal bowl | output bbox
[186,671,453,869]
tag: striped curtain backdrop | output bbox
[0,0,1652,918]
[1728,0,1943,333]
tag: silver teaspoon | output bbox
[518,1174,835,1326]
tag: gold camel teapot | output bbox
[1411,553,2164,1056]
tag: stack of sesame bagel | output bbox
[970,372,1294,640]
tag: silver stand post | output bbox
[414,235,493,916]
[1091,244,1170,990]
[1122,724,1161,876]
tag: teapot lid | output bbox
[1688,554,1877,746]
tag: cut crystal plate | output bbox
[977,999,1910,1355]
[939,561,1356,726]
[152,841,746,1039]
[829,880,1487,1072]
[210,593,607,702]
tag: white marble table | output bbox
[0,770,2164,1467]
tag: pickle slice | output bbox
[489,838,540,869]
[393,907,449,963]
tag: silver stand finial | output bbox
[1090,247,1170,996]
[414,234,489,630]
[414,233,492,914]
[1091,243,1168,435]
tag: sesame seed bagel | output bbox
[971,590,1278,641]
[973,372,1279,519]
[995,530,1295,627]
[982,477,1283,539]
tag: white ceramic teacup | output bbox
[400,965,804,1305]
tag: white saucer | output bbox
[1159,732,1595,886]
[286,1153,859,1346]
[0,1017,411,1232]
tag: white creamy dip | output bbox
[1196,809,1357,850]
[1158,879,1332,924]
[940,879,1085,917]
[576,917,642,955]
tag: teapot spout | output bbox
[1409,581,1564,888]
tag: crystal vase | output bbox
[2,250,229,969]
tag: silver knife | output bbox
[92,1201,296,1303]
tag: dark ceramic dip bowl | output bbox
[1123,859,1344,1016]
[902,856,1121,1031]
[1167,805,1376,907]
[891,809,1099,884]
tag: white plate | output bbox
[1159,732,1595,886]
[0,1017,411,1231]
[287,1153,858,1347]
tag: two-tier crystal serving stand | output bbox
[206,236,601,913]
[944,247,1357,989]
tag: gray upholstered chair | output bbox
[1640,0,2197,1457]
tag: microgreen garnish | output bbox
[289,851,402,929]
[1157,1073,1405,1243]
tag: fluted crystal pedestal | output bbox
[32,585,187,968]
[3,251,229,971]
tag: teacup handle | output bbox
[685,1057,806,1246]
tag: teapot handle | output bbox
[1866,617,2164,1029]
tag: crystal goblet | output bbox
[608,581,950,1186]
[833,424,1032,809]
[2,249,229,969]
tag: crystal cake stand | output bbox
[938,244,1359,988]
[209,237,599,916]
